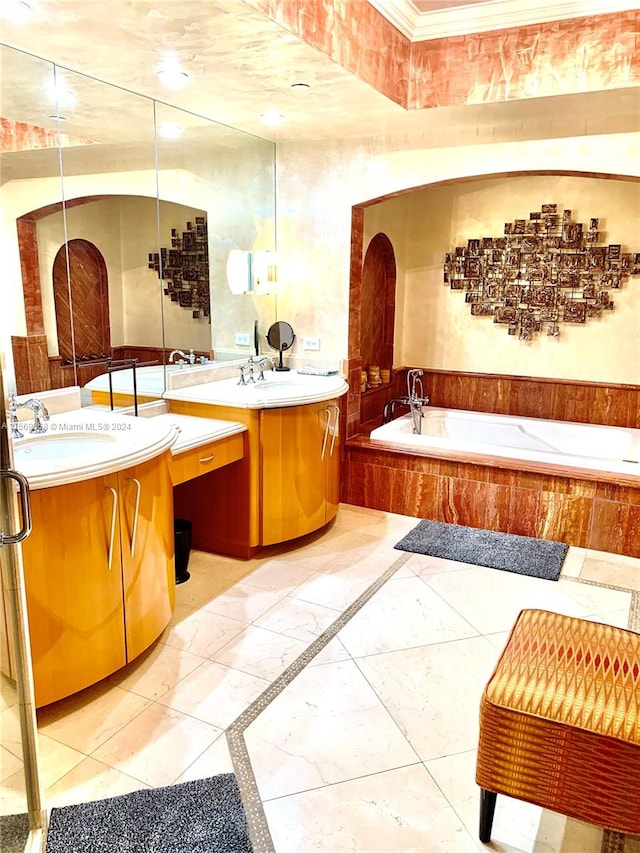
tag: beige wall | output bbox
[366,174,640,383]
[275,132,640,384]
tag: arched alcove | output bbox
[361,232,396,373]
[53,239,110,362]
[346,169,640,439]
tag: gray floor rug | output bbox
[45,773,252,853]
[0,812,29,853]
[394,520,568,580]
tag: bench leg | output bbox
[479,788,497,842]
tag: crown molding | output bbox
[369,0,640,41]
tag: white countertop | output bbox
[165,370,349,409]
[12,409,178,490]
[146,413,246,454]
[11,370,346,489]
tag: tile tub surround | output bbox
[2,505,639,853]
[347,368,640,438]
[405,369,640,431]
[343,437,640,558]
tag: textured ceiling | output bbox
[0,0,638,146]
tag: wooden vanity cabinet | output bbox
[119,455,174,661]
[260,399,341,545]
[20,453,173,707]
[171,397,342,556]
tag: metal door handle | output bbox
[0,469,32,545]
[105,486,118,570]
[127,477,141,557]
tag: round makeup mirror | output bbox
[266,321,295,371]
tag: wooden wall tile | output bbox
[539,493,593,548]
[505,487,541,538]
[440,478,486,528]
[483,482,513,533]
[17,218,44,335]
[596,482,640,506]
[589,500,640,557]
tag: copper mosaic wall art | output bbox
[148,216,210,321]
[443,204,640,340]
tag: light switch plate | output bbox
[235,332,251,346]
[303,337,320,351]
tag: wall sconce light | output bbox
[226,250,277,295]
[251,250,277,295]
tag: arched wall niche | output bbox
[361,233,396,373]
[53,239,110,363]
[345,169,640,438]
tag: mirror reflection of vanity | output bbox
[1,43,277,402]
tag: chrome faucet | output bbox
[254,357,273,381]
[381,369,429,434]
[9,394,49,437]
[406,369,428,435]
[168,349,196,365]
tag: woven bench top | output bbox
[485,609,640,744]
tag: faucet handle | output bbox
[8,394,23,439]
[237,364,246,386]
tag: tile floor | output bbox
[2,503,640,852]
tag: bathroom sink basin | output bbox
[14,432,117,462]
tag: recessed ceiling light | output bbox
[259,110,285,126]
[43,81,75,108]
[158,122,183,140]
[156,57,189,89]
[1,0,30,23]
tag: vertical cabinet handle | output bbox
[0,469,32,545]
[321,408,331,461]
[127,477,142,557]
[105,486,118,570]
[329,404,340,456]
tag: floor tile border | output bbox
[226,552,411,853]
[223,550,640,853]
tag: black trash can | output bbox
[174,518,192,584]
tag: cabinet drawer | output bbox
[169,433,244,485]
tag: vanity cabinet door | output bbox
[21,475,127,707]
[260,400,341,545]
[118,453,174,661]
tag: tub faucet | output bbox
[169,349,195,365]
[407,369,429,434]
[10,394,49,437]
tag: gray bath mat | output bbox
[45,773,252,853]
[394,520,568,581]
[0,813,29,853]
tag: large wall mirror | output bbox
[1,43,276,401]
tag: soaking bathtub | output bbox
[369,406,640,480]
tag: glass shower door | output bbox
[0,360,46,852]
